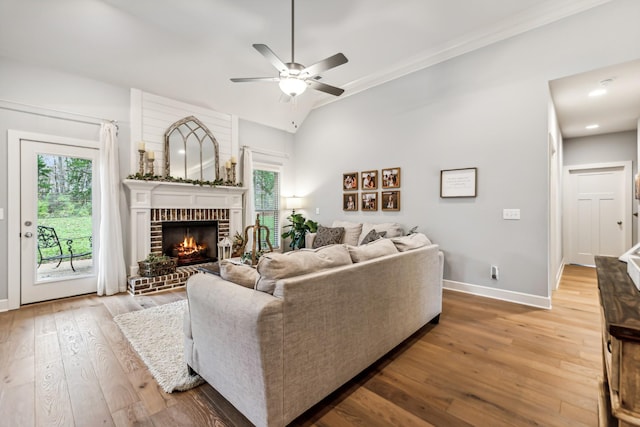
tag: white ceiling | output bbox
[0,0,622,133]
[550,58,640,139]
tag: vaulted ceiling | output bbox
[0,0,620,133]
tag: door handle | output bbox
[24,232,33,238]
[617,221,623,225]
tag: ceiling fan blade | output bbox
[253,44,289,73]
[308,80,345,96]
[230,77,280,83]
[302,53,348,77]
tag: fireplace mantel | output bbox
[123,179,246,275]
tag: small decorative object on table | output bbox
[242,214,273,265]
[231,231,245,257]
[137,253,177,277]
[217,236,233,260]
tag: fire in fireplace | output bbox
[162,220,218,266]
[173,232,208,261]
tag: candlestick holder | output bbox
[138,149,145,175]
[231,160,237,184]
[146,158,155,176]
[226,167,232,183]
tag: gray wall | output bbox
[564,130,637,166]
[293,0,640,300]
[238,119,296,195]
[0,59,131,302]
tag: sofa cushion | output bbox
[348,238,398,263]
[331,220,363,246]
[219,260,260,288]
[256,244,352,294]
[359,229,387,245]
[359,222,404,244]
[312,225,345,249]
[391,233,432,252]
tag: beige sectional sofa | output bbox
[184,232,443,427]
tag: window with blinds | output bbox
[253,168,280,249]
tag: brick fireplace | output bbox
[123,179,245,294]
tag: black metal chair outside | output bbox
[36,225,92,272]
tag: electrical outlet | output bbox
[491,265,499,280]
[315,208,320,215]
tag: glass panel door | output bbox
[21,139,99,304]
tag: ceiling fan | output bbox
[230,0,348,98]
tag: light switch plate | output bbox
[503,208,520,220]
[0,208,4,220]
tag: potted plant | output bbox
[137,253,177,277]
[281,213,318,250]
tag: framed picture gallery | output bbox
[342,168,402,212]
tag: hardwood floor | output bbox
[0,264,600,426]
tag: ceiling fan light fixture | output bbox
[279,77,307,97]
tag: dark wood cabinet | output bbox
[596,256,640,426]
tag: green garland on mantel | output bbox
[125,173,243,188]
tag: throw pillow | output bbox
[219,260,260,288]
[312,225,345,249]
[359,229,387,245]
[348,238,398,263]
[256,244,352,294]
[358,222,404,244]
[331,220,363,246]
[390,233,432,252]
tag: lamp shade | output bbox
[279,77,307,97]
[286,196,303,210]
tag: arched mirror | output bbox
[164,116,220,181]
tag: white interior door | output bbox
[564,162,631,266]
[20,138,100,304]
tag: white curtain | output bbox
[243,146,255,248]
[97,123,127,296]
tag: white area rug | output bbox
[114,299,203,393]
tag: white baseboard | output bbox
[0,298,9,312]
[443,280,552,309]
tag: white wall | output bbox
[293,0,640,307]
[0,59,131,306]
